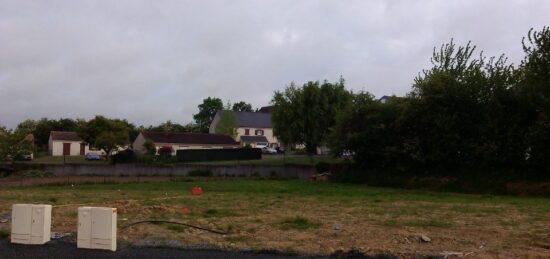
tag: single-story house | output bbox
[209,111,280,148]
[132,131,240,155]
[48,131,90,156]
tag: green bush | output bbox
[315,161,331,173]
[188,169,212,177]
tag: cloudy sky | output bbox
[1,0,549,128]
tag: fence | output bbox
[14,163,315,179]
[175,148,262,163]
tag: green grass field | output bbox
[0,179,549,256]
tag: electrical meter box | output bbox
[78,207,117,251]
[11,204,52,245]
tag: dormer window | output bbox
[255,129,264,136]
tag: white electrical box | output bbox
[11,204,52,245]
[77,207,117,251]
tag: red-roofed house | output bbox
[132,131,240,155]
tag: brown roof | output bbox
[50,131,83,142]
[142,131,238,145]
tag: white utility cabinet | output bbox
[78,207,117,251]
[11,204,52,245]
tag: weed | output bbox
[279,216,320,230]
[166,224,185,232]
[225,235,248,242]
[0,228,8,239]
[48,197,57,203]
[204,209,218,215]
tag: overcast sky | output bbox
[1,0,549,128]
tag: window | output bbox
[245,129,250,135]
[255,129,264,136]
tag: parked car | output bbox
[262,147,277,154]
[84,152,101,160]
[255,142,269,149]
[276,147,285,154]
[17,153,33,161]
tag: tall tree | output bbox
[215,110,238,138]
[77,115,129,159]
[519,27,550,168]
[193,97,223,132]
[271,79,352,154]
[232,101,253,112]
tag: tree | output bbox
[271,78,351,154]
[519,27,550,169]
[143,139,157,155]
[193,97,223,132]
[0,127,34,164]
[215,110,238,138]
[31,118,81,151]
[232,101,253,112]
[77,115,129,159]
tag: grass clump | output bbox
[0,228,9,239]
[279,216,320,230]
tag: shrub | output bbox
[157,146,173,157]
[315,161,331,173]
[188,169,212,177]
[112,149,137,164]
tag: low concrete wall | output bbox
[19,163,316,179]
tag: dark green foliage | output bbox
[188,169,213,177]
[271,78,351,154]
[176,148,261,163]
[328,27,550,180]
[143,140,157,155]
[144,120,200,133]
[0,228,9,239]
[112,149,137,164]
[215,110,238,138]
[232,101,253,112]
[315,161,330,173]
[193,97,224,132]
[77,115,130,159]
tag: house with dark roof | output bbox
[209,111,280,148]
[48,131,90,156]
[132,131,240,155]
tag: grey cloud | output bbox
[1,0,549,128]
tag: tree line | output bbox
[271,27,550,178]
[0,98,254,160]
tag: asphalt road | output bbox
[0,240,395,259]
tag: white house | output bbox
[132,131,240,155]
[209,110,280,148]
[48,131,90,156]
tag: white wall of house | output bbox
[50,140,90,156]
[133,133,147,154]
[236,127,279,147]
[133,133,238,155]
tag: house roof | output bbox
[233,111,272,128]
[141,131,238,145]
[240,135,268,143]
[50,131,83,142]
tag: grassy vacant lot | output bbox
[0,179,549,257]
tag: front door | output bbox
[80,143,86,155]
[63,143,71,156]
